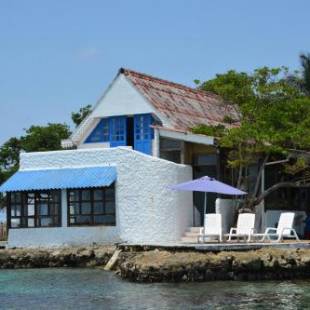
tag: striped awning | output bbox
[0,166,117,192]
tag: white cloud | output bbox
[76,47,101,61]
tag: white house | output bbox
[0,68,240,247]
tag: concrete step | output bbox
[183,231,200,238]
[180,236,198,243]
[187,227,202,233]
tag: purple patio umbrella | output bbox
[169,176,247,218]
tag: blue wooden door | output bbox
[134,114,153,155]
[109,116,127,147]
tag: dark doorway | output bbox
[193,154,218,226]
[126,117,134,147]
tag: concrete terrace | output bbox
[118,240,310,252]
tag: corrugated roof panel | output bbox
[122,68,241,132]
[0,166,117,192]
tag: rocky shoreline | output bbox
[2,246,310,283]
[118,248,310,282]
[0,245,115,269]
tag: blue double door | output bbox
[109,114,153,155]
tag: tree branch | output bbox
[255,181,310,206]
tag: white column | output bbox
[152,128,160,157]
[61,189,68,227]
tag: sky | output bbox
[0,0,309,145]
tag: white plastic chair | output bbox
[226,213,255,242]
[259,212,299,242]
[197,213,222,243]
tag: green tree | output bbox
[300,53,310,95]
[194,66,310,210]
[0,123,71,186]
[0,137,21,184]
[71,105,92,127]
[20,123,71,152]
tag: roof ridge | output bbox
[119,67,220,99]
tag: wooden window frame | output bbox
[7,190,61,229]
[67,185,116,227]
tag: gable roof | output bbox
[63,67,240,148]
[121,68,240,131]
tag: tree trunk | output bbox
[253,155,269,198]
[254,181,310,207]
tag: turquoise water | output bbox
[0,269,310,309]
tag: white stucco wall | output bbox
[215,198,236,233]
[91,75,157,119]
[9,148,193,247]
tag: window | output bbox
[68,186,116,226]
[8,191,61,228]
[85,119,109,143]
[135,114,153,141]
[110,117,125,142]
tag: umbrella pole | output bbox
[203,192,207,225]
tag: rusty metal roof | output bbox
[121,68,240,131]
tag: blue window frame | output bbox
[85,119,109,143]
[109,116,127,147]
[134,114,153,155]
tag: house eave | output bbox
[155,126,214,146]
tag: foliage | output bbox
[191,124,226,137]
[0,123,71,187]
[71,105,92,127]
[20,123,71,152]
[300,53,310,95]
[193,65,310,208]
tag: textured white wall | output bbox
[9,147,192,247]
[91,75,156,118]
[215,198,236,233]
[8,227,119,248]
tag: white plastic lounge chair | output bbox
[257,212,299,242]
[197,213,222,243]
[226,213,255,242]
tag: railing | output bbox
[0,223,7,241]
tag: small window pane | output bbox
[40,193,48,200]
[41,217,52,227]
[94,189,104,201]
[28,204,35,216]
[100,215,115,225]
[94,202,104,214]
[11,218,20,228]
[69,190,79,201]
[15,205,21,216]
[69,203,79,215]
[105,201,115,214]
[14,193,21,203]
[28,218,35,227]
[76,215,91,225]
[81,202,91,214]
[39,203,48,216]
[51,204,59,215]
[28,193,35,204]
[94,215,105,224]
[106,188,114,200]
[81,190,91,201]
[51,191,60,202]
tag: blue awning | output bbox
[0,166,117,192]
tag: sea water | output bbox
[0,268,309,309]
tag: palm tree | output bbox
[300,53,310,95]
